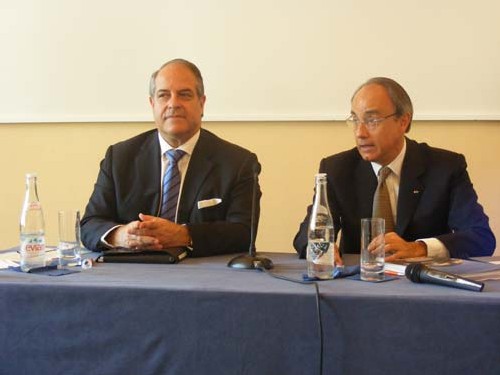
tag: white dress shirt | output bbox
[157,130,200,221]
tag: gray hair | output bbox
[149,58,205,98]
[352,77,413,132]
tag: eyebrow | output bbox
[364,110,382,116]
[351,109,382,116]
[156,88,194,94]
[156,87,195,92]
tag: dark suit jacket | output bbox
[294,138,495,259]
[81,128,260,257]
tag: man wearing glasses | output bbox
[294,77,495,263]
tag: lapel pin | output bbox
[413,189,420,194]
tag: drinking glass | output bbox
[360,218,385,281]
[57,210,82,266]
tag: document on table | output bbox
[0,249,20,268]
[386,257,500,281]
[385,257,450,276]
[0,246,58,269]
[432,259,500,282]
[472,255,500,265]
[385,262,407,276]
[461,270,500,281]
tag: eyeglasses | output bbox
[346,112,398,131]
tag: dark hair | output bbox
[352,77,413,132]
[149,58,204,98]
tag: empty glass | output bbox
[360,218,385,281]
[57,210,82,267]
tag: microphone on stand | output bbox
[405,263,484,292]
[227,160,273,270]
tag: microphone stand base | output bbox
[227,254,273,270]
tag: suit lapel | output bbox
[135,131,162,215]
[355,158,378,220]
[177,129,214,223]
[396,139,425,234]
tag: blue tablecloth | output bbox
[1,251,499,375]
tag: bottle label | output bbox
[309,240,332,265]
[28,202,42,210]
[310,241,330,254]
[20,236,46,257]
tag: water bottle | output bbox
[19,173,46,272]
[307,173,335,279]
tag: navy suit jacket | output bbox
[294,138,495,259]
[81,128,260,257]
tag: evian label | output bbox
[21,236,45,257]
[28,202,42,210]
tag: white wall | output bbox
[1,0,500,122]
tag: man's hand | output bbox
[133,213,192,249]
[384,232,427,262]
[106,220,161,249]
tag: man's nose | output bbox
[167,94,181,109]
[354,122,369,137]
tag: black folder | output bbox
[99,247,188,264]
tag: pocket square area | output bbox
[197,198,222,209]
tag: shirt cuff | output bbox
[182,224,193,251]
[100,225,123,249]
[417,238,450,259]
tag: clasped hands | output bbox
[107,213,191,250]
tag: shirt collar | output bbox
[158,130,200,157]
[371,138,407,178]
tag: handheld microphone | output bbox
[405,263,484,292]
[227,159,273,270]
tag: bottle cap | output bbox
[315,173,327,181]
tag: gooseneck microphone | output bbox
[227,160,273,270]
[405,263,484,292]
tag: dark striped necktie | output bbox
[372,166,395,233]
[160,149,186,222]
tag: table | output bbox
[1,251,499,375]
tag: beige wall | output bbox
[1,121,498,255]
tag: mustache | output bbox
[163,109,184,118]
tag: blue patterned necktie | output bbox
[160,149,186,222]
[372,166,395,233]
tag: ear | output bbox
[399,113,411,133]
[199,95,206,115]
[149,96,154,108]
